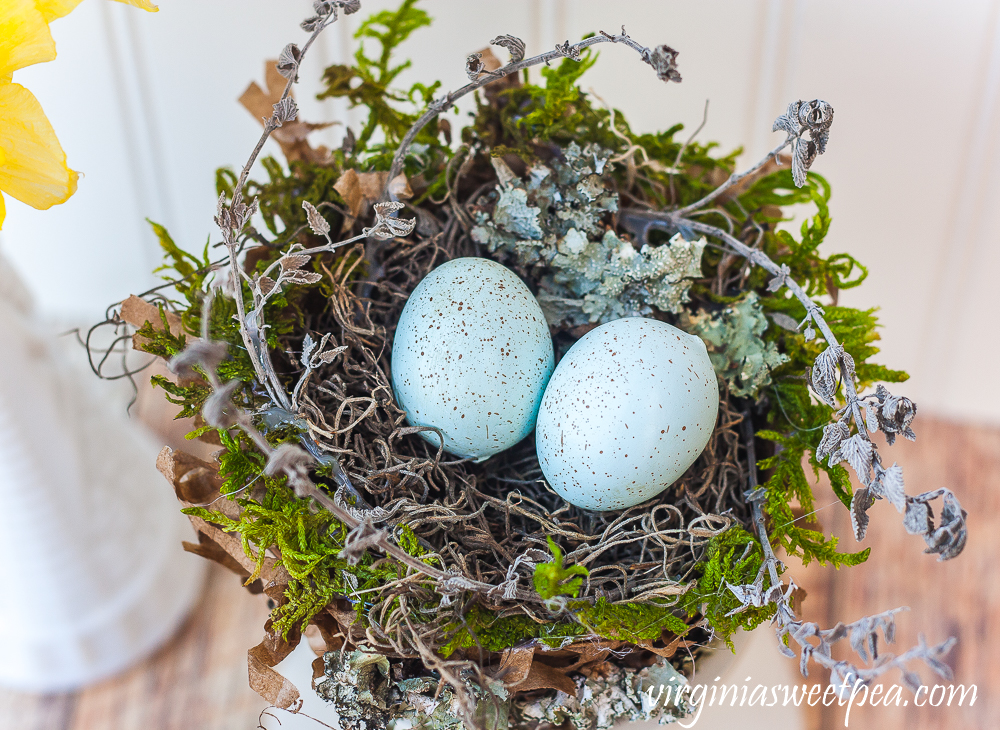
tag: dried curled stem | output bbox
[383,28,681,193]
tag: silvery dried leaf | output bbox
[876,612,897,645]
[168,340,229,380]
[339,0,360,14]
[277,43,302,80]
[902,498,932,535]
[848,616,876,663]
[839,434,874,486]
[318,345,348,364]
[811,345,843,406]
[840,349,856,382]
[466,52,485,81]
[301,332,316,366]
[767,263,791,292]
[799,644,813,677]
[281,254,311,272]
[272,97,298,126]
[877,463,907,513]
[816,419,850,462]
[649,44,681,82]
[804,324,816,341]
[366,201,416,240]
[772,102,800,136]
[850,486,876,540]
[792,136,817,188]
[770,312,799,332]
[301,15,323,32]
[284,269,323,285]
[901,671,923,694]
[864,400,879,433]
[491,34,525,63]
[302,200,331,236]
[202,380,240,429]
[923,491,967,561]
[876,388,918,446]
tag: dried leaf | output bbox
[649,44,681,82]
[767,263,790,292]
[850,487,876,541]
[300,333,316,366]
[903,499,933,536]
[272,97,298,126]
[258,276,276,296]
[302,201,330,236]
[901,671,923,694]
[281,254,311,272]
[877,463,907,513]
[284,270,323,285]
[817,419,850,463]
[465,52,485,81]
[277,43,302,80]
[491,34,525,63]
[770,312,799,332]
[838,434,874,486]
[811,344,843,406]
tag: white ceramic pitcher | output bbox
[0,254,205,691]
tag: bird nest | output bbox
[95,2,968,728]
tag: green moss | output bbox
[678,526,777,646]
[533,537,589,600]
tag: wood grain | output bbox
[0,565,271,730]
[0,416,993,729]
[796,417,998,730]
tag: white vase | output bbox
[0,255,206,691]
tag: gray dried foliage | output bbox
[465,52,485,81]
[648,44,682,82]
[772,99,834,187]
[276,42,302,80]
[271,96,298,126]
[365,200,417,239]
[302,200,331,236]
[491,34,525,63]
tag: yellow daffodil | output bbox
[0,0,157,230]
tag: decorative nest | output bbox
[97,2,968,728]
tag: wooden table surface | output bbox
[1,415,995,730]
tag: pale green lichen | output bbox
[316,649,689,730]
[512,658,690,730]
[471,142,705,327]
[686,292,788,397]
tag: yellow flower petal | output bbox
[34,0,85,23]
[37,0,158,23]
[111,0,158,12]
[0,81,78,211]
[0,0,57,77]
[0,191,6,231]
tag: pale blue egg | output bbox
[535,317,719,511]
[391,257,555,461]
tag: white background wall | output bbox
[3,0,999,424]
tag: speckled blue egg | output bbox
[391,257,555,461]
[535,317,719,511]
